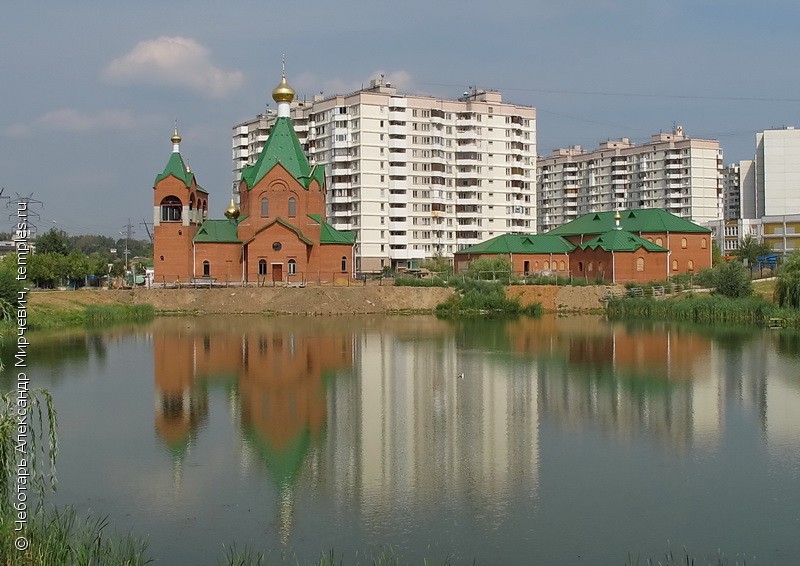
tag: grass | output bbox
[606,294,800,326]
[435,279,542,318]
[1,304,155,333]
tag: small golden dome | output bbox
[171,128,182,144]
[614,210,621,221]
[272,75,295,103]
[224,198,240,220]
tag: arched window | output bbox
[544,260,550,270]
[688,260,694,271]
[701,238,707,249]
[160,196,182,222]
[672,259,678,271]
[534,261,539,269]
[681,237,688,249]
[578,261,584,272]
[288,197,296,217]
[656,237,663,247]
[189,194,195,211]
[288,259,297,275]
[341,256,347,272]
[636,257,645,272]
[261,197,269,217]
[202,260,210,277]
[559,260,566,271]
[598,261,604,273]
[258,259,267,276]
[647,237,653,243]
[588,261,593,272]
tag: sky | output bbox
[1,0,798,239]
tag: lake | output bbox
[7,315,800,564]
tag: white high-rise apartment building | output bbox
[747,126,800,218]
[233,77,537,272]
[537,127,722,232]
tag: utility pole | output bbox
[7,193,43,237]
[121,219,134,273]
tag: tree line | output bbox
[0,228,153,289]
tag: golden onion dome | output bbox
[224,198,240,220]
[614,210,621,221]
[171,129,182,144]
[272,75,295,103]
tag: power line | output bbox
[420,82,800,103]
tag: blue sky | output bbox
[1,0,798,238]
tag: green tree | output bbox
[733,234,771,269]
[466,255,513,281]
[0,267,23,319]
[28,252,67,288]
[35,228,70,255]
[711,241,723,266]
[775,250,800,308]
[714,260,753,298]
[64,250,90,287]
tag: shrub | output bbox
[714,260,752,298]
[775,251,800,309]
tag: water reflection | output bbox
[144,315,800,552]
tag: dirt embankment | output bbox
[28,284,618,316]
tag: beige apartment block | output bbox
[537,127,723,233]
[233,77,536,272]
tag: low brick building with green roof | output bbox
[454,234,575,275]
[454,209,711,283]
[152,74,355,285]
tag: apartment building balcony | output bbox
[456,218,480,230]
[456,128,478,140]
[456,118,480,128]
[329,193,352,205]
[389,233,409,245]
[611,178,628,186]
[563,173,579,182]
[331,165,354,176]
[456,141,480,151]
[388,110,406,121]
[388,164,407,176]
[666,171,684,180]
[388,123,407,136]
[665,161,682,170]
[387,136,407,149]
[456,230,480,242]
[388,178,407,191]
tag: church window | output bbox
[636,257,644,272]
[688,260,694,271]
[202,261,210,277]
[656,237,663,247]
[672,259,678,271]
[701,238,707,249]
[261,197,269,217]
[288,259,297,275]
[288,197,296,217]
[341,256,347,272]
[681,237,688,249]
[160,196,182,222]
[258,259,267,276]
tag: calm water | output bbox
[5,315,800,565]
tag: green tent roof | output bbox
[454,233,575,255]
[240,117,325,190]
[193,220,241,243]
[547,209,711,236]
[244,426,312,488]
[155,151,195,187]
[307,214,356,244]
[579,229,668,252]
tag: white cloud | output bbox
[104,36,244,98]
[3,108,141,136]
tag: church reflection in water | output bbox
[153,316,354,542]
[149,315,799,544]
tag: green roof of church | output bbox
[579,229,668,252]
[193,220,241,243]
[307,214,356,244]
[454,233,575,255]
[155,151,195,187]
[547,209,711,236]
[240,117,325,189]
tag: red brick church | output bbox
[152,74,355,285]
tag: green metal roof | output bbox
[547,209,711,236]
[193,220,241,243]
[244,217,314,246]
[240,117,325,190]
[308,214,356,244]
[454,233,575,255]
[155,151,194,187]
[579,229,668,252]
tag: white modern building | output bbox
[537,127,723,233]
[745,126,800,219]
[233,77,537,272]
